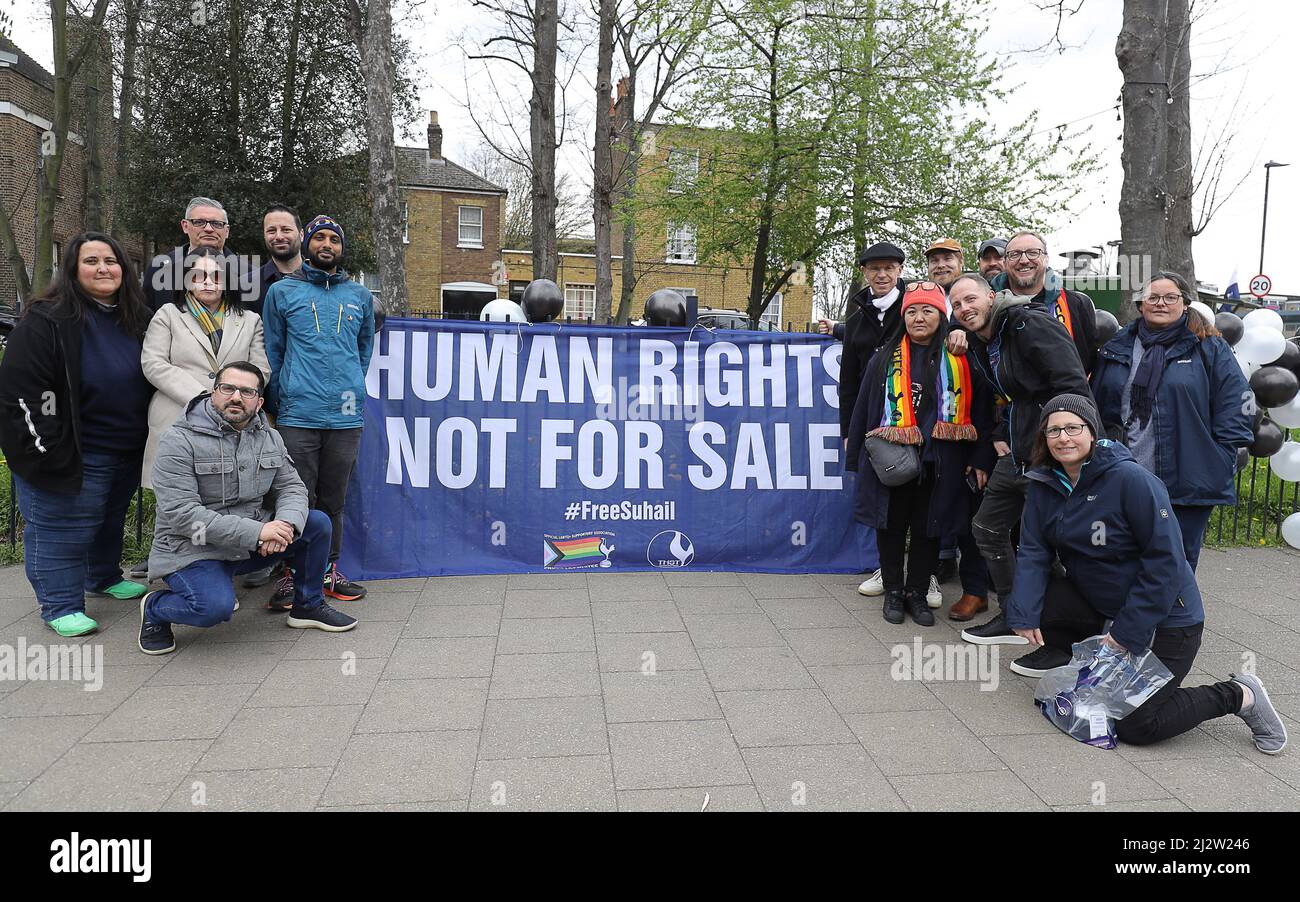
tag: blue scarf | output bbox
[1130,314,1191,427]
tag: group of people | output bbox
[0,197,377,654]
[833,232,1286,753]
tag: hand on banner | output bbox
[946,329,968,355]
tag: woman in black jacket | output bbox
[846,283,996,625]
[0,232,155,637]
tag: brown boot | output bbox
[948,594,988,622]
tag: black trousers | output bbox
[1038,575,1242,745]
[278,426,363,565]
[876,470,940,594]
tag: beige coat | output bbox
[140,302,270,487]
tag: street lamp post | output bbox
[1260,160,1290,276]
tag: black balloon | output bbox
[1249,365,1300,409]
[1215,312,1245,346]
[1236,447,1251,472]
[1278,338,1300,375]
[645,289,687,327]
[1250,417,1285,457]
[1095,309,1120,345]
[521,279,564,323]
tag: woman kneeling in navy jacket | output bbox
[1004,393,1286,752]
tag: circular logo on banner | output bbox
[647,531,695,568]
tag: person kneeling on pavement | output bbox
[139,362,357,654]
[846,282,996,627]
[1002,393,1285,753]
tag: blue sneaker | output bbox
[138,592,176,655]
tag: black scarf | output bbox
[1130,313,1192,426]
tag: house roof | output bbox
[397,147,506,194]
[0,34,54,91]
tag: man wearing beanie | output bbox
[261,214,375,606]
[946,273,1092,644]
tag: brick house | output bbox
[503,78,813,328]
[0,31,141,306]
[392,111,508,316]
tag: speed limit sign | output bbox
[1250,274,1272,298]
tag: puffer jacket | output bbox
[148,394,308,579]
[262,261,375,429]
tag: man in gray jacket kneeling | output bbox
[139,361,357,655]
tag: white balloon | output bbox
[1189,301,1215,326]
[1270,442,1300,482]
[1243,307,1285,334]
[1283,512,1300,551]
[1270,393,1300,429]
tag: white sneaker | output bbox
[927,575,943,608]
[857,569,884,596]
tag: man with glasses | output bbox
[142,197,240,312]
[139,362,357,654]
[946,273,1092,643]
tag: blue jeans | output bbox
[1173,505,1214,572]
[146,510,332,627]
[14,450,143,623]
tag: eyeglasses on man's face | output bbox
[214,383,260,400]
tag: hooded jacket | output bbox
[261,261,375,430]
[837,279,906,438]
[964,295,1092,469]
[148,394,309,579]
[1091,321,1253,506]
[845,317,997,537]
[1005,440,1204,654]
[989,268,1097,374]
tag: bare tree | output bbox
[344,0,410,315]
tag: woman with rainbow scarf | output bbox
[846,283,998,626]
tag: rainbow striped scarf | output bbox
[869,337,978,445]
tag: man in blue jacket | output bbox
[262,214,375,605]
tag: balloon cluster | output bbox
[1220,308,1300,549]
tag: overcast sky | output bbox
[5,0,1296,294]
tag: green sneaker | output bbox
[47,612,99,637]
[87,580,149,600]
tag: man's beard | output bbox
[307,247,342,271]
[268,241,301,263]
[218,403,256,427]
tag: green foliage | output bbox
[116,0,420,270]
[636,0,1100,323]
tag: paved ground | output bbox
[0,545,1297,812]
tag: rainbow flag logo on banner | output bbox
[544,531,616,570]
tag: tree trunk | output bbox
[112,0,140,239]
[530,0,559,281]
[347,0,411,315]
[592,0,615,321]
[1161,0,1195,285]
[1116,0,1170,321]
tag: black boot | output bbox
[882,589,906,624]
[904,588,936,626]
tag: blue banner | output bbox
[340,318,876,578]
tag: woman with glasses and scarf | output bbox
[141,247,270,491]
[0,232,155,636]
[846,283,997,625]
[1091,272,1252,569]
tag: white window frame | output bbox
[458,205,484,248]
[760,291,784,330]
[666,222,697,264]
[563,282,596,321]
[667,148,699,194]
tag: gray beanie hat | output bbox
[1038,393,1103,439]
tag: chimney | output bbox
[427,110,443,161]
